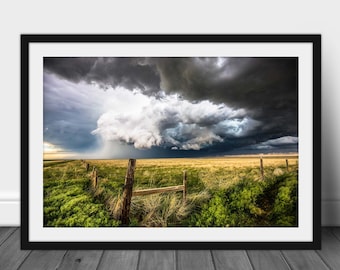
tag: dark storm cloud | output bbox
[151,57,298,137]
[44,57,160,93]
[43,73,102,152]
[44,57,298,155]
[44,57,297,131]
[44,58,97,82]
[44,118,98,151]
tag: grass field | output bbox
[43,154,298,227]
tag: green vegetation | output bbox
[188,172,298,227]
[43,156,298,227]
[44,162,119,227]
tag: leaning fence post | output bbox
[286,159,289,171]
[260,157,264,180]
[120,159,136,226]
[183,170,187,203]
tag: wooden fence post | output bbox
[92,167,98,188]
[183,170,187,203]
[85,163,89,172]
[286,159,289,171]
[120,159,136,226]
[260,158,264,180]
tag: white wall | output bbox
[0,0,338,226]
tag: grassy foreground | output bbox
[43,155,298,227]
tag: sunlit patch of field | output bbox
[89,154,297,168]
[88,154,298,191]
[43,160,74,167]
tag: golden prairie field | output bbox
[89,154,298,190]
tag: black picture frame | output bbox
[21,34,321,250]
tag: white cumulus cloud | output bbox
[92,89,259,150]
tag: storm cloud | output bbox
[248,136,299,151]
[44,57,298,157]
[91,93,258,150]
[44,57,160,93]
[45,57,297,135]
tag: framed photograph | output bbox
[21,35,321,249]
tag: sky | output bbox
[43,57,298,159]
